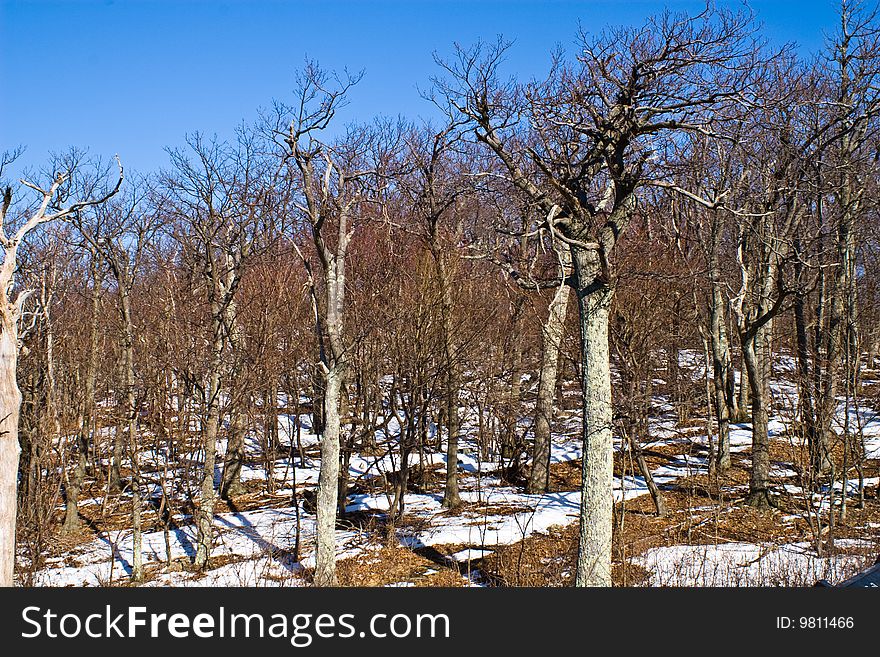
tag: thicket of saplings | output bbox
[3,3,880,587]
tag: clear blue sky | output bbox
[1,1,841,178]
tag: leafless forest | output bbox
[2,3,880,587]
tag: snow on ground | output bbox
[33,424,721,587]
[549,440,582,463]
[447,548,494,562]
[36,352,880,587]
[151,555,306,587]
[33,506,365,587]
[634,539,877,587]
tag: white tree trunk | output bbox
[314,364,342,585]
[0,320,21,587]
[573,244,614,586]
[314,260,346,586]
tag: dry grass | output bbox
[335,545,470,587]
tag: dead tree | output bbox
[0,150,121,587]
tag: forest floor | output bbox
[21,354,880,587]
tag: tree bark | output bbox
[432,244,461,510]
[120,289,143,581]
[573,245,614,587]
[708,248,733,473]
[667,294,684,423]
[195,307,224,570]
[0,317,22,587]
[630,434,667,517]
[314,362,342,585]
[220,295,247,500]
[743,330,773,508]
[794,273,823,476]
[527,280,571,494]
[313,258,346,586]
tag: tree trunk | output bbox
[314,258,347,586]
[667,294,684,423]
[573,245,614,587]
[631,434,666,517]
[109,285,124,491]
[817,282,841,479]
[220,297,247,500]
[220,407,246,499]
[743,329,772,508]
[314,364,342,585]
[63,264,101,533]
[527,281,570,494]
[195,310,224,570]
[0,318,22,587]
[500,299,525,480]
[794,284,823,475]
[109,421,124,493]
[736,359,750,421]
[433,247,461,510]
[120,290,143,581]
[708,253,733,473]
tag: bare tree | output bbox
[393,123,473,508]
[812,0,880,482]
[164,129,271,570]
[0,150,121,586]
[274,63,381,585]
[72,179,162,580]
[435,6,761,585]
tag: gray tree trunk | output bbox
[109,419,124,493]
[736,360,750,421]
[220,294,247,500]
[816,191,858,476]
[630,433,667,517]
[740,243,778,509]
[433,247,461,510]
[195,307,225,570]
[109,284,124,491]
[527,280,570,494]
[743,329,773,508]
[667,294,684,423]
[314,362,342,585]
[313,259,346,586]
[120,289,143,581]
[793,235,822,477]
[573,245,614,587]
[708,250,733,473]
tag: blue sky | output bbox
[1,1,841,178]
